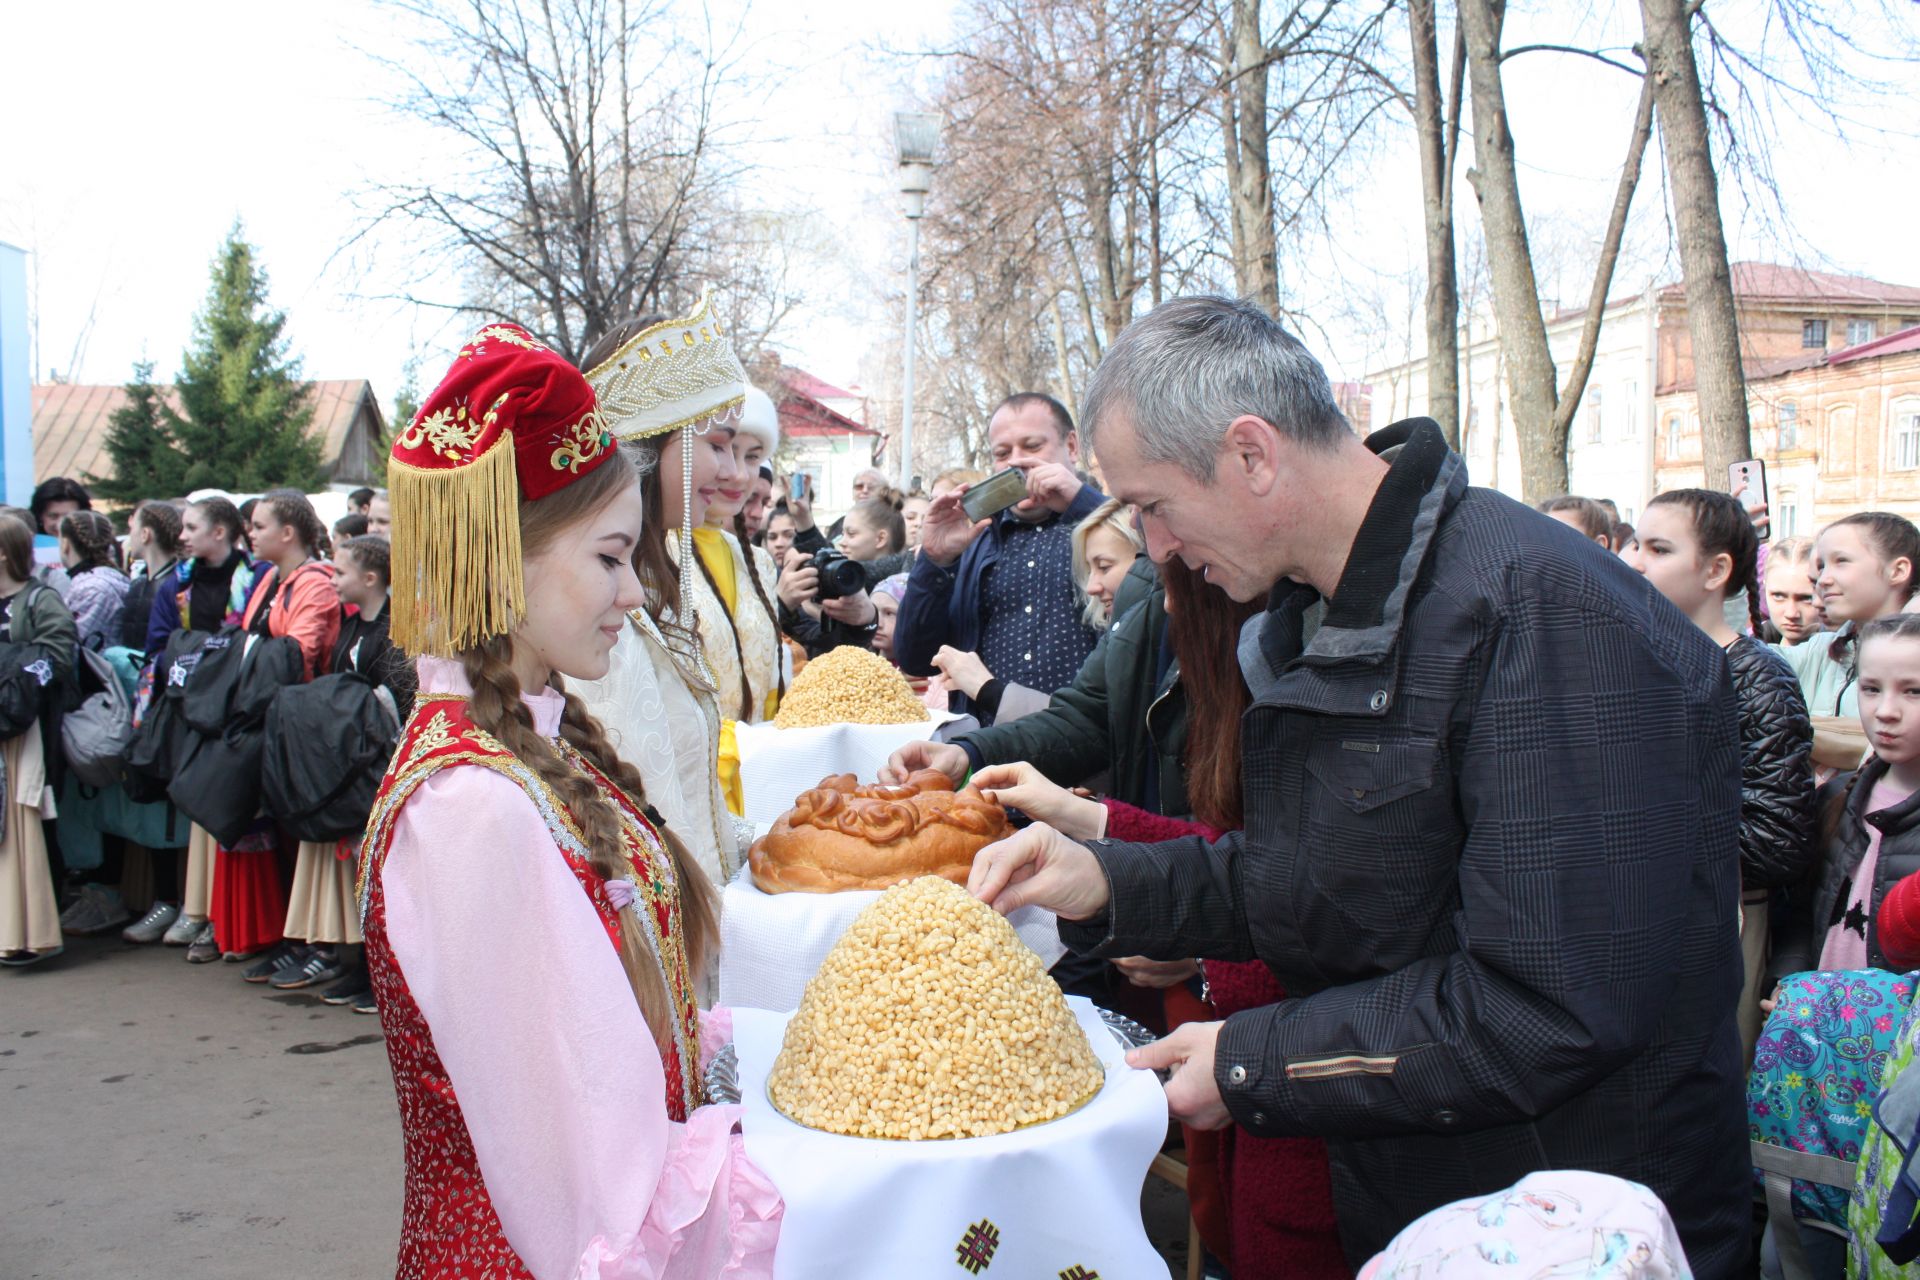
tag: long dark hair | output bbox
[1646,488,1762,635]
[733,510,785,704]
[1161,557,1261,829]
[441,451,716,1042]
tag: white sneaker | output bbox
[162,913,205,946]
[123,901,181,944]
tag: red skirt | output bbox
[210,841,286,955]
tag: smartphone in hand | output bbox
[960,467,1030,522]
[1729,459,1767,513]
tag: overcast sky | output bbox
[4,0,1917,424]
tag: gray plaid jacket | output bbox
[1061,419,1750,1275]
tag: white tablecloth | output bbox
[718,863,1069,1011]
[735,997,1169,1279]
[733,714,961,828]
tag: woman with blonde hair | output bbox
[1071,498,1145,629]
[360,323,779,1275]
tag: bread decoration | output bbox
[749,770,1010,895]
[768,876,1105,1139]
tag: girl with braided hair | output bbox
[58,509,129,651]
[571,293,761,890]
[361,322,779,1277]
[1630,487,1817,1059]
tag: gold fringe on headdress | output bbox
[388,433,526,657]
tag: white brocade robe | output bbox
[574,608,739,889]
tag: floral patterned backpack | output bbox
[1750,969,1916,1279]
[1850,977,1920,1279]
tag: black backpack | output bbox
[166,635,303,846]
[0,640,56,741]
[125,629,212,804]
[262,672,401,842]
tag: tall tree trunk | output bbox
[1458,0,1564,499]
[1225,0,1280,311]
[1640,0,1750,484]
[1409,0,1461,447]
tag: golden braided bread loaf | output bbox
[748,770,1010,894]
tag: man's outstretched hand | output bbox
[1126,1022,1230,1129]
[967,823,1110,921]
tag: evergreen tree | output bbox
[164,224,326,493]
[90,361,190,506]
[376,354,423,486]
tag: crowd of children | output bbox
[0,479,407,1021]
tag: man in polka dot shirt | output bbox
[894,393,1107,724]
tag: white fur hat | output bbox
[738,385,780,456]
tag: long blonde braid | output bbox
[460,640,717,1050]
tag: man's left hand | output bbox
[1020,461,1084,514]
[1127,1021,1231,1129]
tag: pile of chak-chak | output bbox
[767,876,1105,1141]
[773,646,928,729]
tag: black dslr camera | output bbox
[810,548,867,601]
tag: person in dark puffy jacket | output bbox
[1631,488,1815,1058]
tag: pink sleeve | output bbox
[384,768,780,1279]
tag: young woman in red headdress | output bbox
[358,324,781,1278]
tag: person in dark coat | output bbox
[970,296,1749,1276]
[892,393,1106,723]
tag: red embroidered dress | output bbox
[358,670,775,1279]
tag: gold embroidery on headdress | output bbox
[583,287,748,439]
[551,408,613,475]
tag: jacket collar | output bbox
[1241,417,1465,696]
[1849,755,1920,834]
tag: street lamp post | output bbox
[894,111,940,496]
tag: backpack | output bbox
[125,629,212,804]
[62,645,134,786]
[165,634,303,846]
[262,672,401,842]
[0,640,57,741]
[1751,967,1917,1279]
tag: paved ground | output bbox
[3,932,1191,1277]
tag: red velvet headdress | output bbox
[387,322,615,656]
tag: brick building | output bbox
[1653,324,1920,535]
[1368,263,1920,520]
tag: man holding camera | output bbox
[894,393,1106,723]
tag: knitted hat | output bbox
[738,385,780,456]
[872,572,911,605]
[387,322,614,657]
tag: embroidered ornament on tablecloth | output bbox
[1058,1268,1099,1280]
[955,1219,1000,1273]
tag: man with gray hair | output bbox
[969,296,1748,1272]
